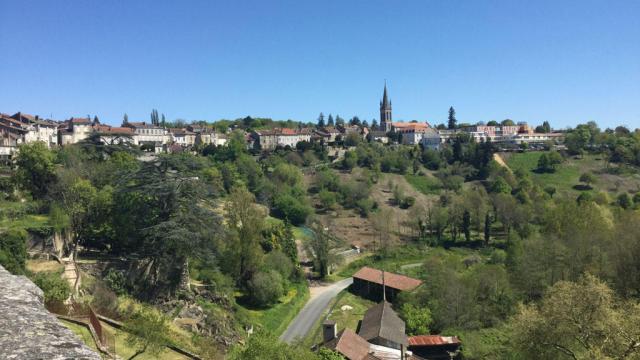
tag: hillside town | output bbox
[1,86,565,163]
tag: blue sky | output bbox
[1,0,639,129]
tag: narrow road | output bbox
[280,278,353,344]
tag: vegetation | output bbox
[2,118,640,358]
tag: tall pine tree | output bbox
[448,107,457,129]
[317,112,325,128]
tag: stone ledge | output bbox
[0,265,101,360]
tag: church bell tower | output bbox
[379,82,392,132]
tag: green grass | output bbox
[337,245,432,278]
[238,282,310,337]
[505,152,605,195]
[59,319,99,353]
[303,290,376,347]
[0,214,50,231]
[405,174,442,195]
[100,322,190,360]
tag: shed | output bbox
[351,267,422,302]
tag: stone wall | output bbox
[0,265,101,359]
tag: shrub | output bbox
[0,229,28,275]
[247,270,284,307]
[31,272,70,303]
[104,268,128,295]
[617,193,632,209]
[400,196,416,209]
[272,194,312,225]
[318,190,337,210]
[263,251,294,281]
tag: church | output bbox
[379,83,439,147]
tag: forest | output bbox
[1,120,640,359]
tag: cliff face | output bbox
[0,265,101,360]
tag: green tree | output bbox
[501,119,515,126]
[617,193,632,209]
[579,172,596,189]
[124,309,170,360]
[509,274,640,360]
[247,270,285,306]
[229,331,319,360]
[15,142,56,198]
[0,229,28,274]
[400,303,432,335]
[32,271,71,302]
[317,112,325,128]
[225,187,265,284]
[447,106,457,129]
[462,209,471,241]
[484,213,491,245]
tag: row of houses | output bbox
[0,112,229,159]
[320,266,461,360]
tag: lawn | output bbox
[504,152,608,195]
[404,174,442,195]
[304,290,375,347]
[237,282,310,337]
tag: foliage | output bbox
[247,270,285,307]
[124,309,171,360]
[0,228,28,274]
[31,271,71,303]
[400,303,432,335]
[15,142,56,198]
[228,331,319,360]
[509,274,640,360]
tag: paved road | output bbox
[280,278,353,344]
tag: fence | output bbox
[48,301,116,358]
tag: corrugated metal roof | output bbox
[407,335,461,346]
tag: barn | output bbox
[351,267,422,302]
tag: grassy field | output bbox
[26,259,64,273]
[501,152,635,196]
[404,174,442,195]
[237,282,310,337]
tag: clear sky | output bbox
[1,0,639,129]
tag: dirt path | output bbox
[493,153,512,172]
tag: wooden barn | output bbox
[351,266,422,302]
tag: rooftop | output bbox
[325,329,373,360]
[408,335,461,347]
[353,267,422,291]
[358,301,408,347]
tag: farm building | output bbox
[408,335,462,360]
[351,267,422,302]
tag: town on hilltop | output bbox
[1,85,567,163]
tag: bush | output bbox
[272,194,312,225]
[263,251,294,281]
[318,190,337,210]
[0,229,28,275]
[247,270,284,307]
[104,268,128,295]
[400,196,416,209]
[617,193,632,209]
[31,272,70,303]
[488,249,507,265]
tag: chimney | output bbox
[401,344,405,360]
[322,321,337,343]
[382,270,386,302]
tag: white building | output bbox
[59,118,93,145]
[123,121,169,152]
[419,128,441,150]
[254,128,312,150]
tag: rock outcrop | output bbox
[0,265,101,359]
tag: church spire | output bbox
[380,81,392,132]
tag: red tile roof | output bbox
[353,267,422,291]
[93,125,134,134]
[70,117,91,124]
[408,335,461,347]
